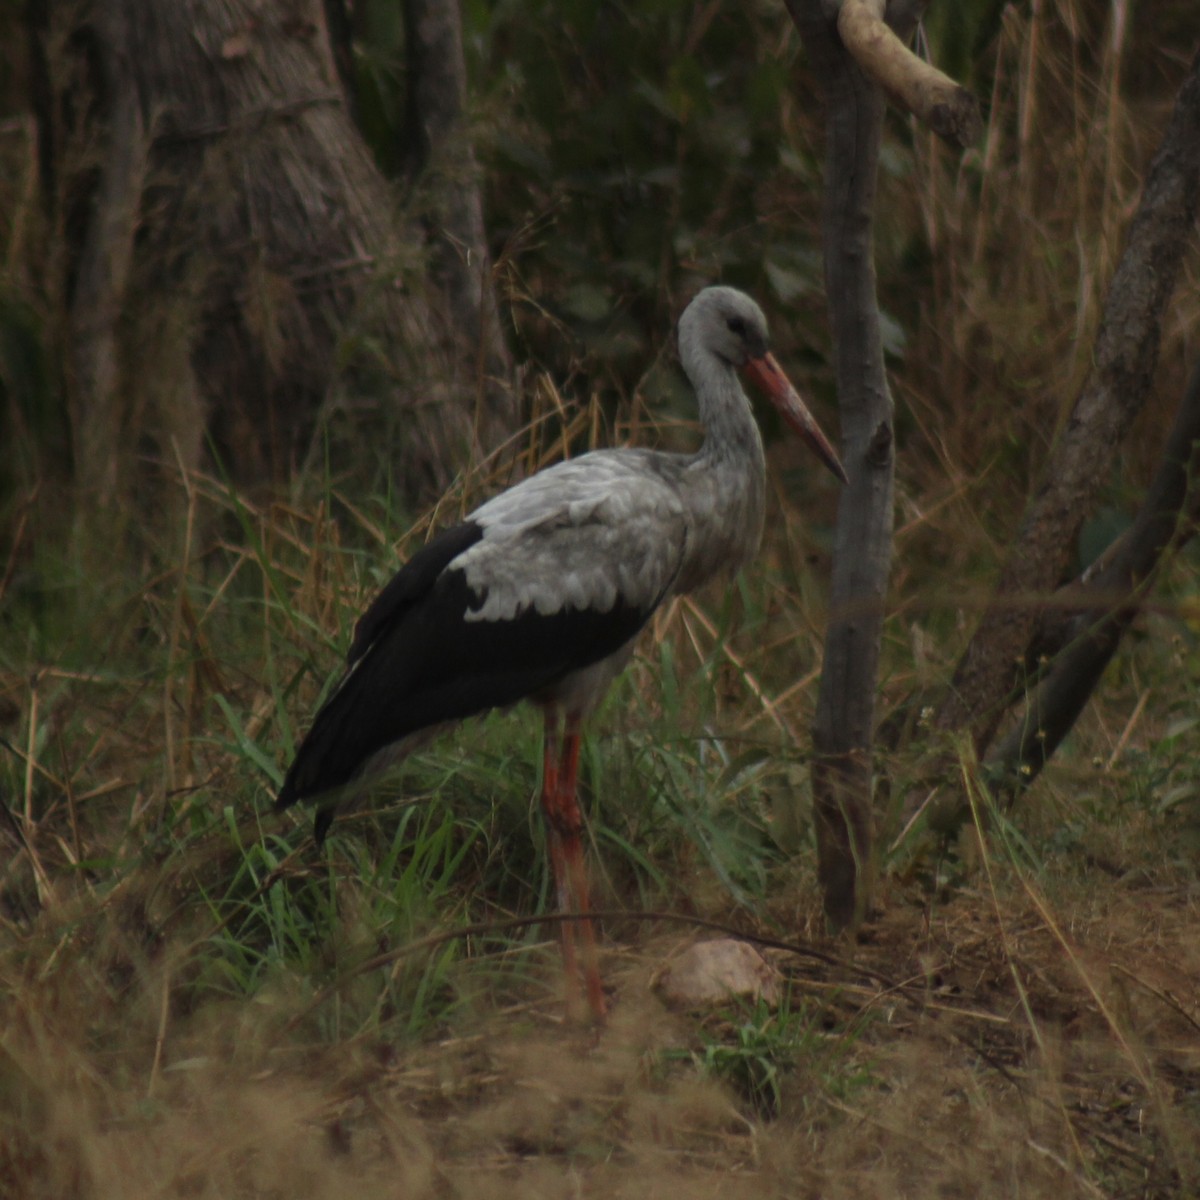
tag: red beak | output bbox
[742,352,849,484]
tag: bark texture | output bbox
[935,46,1200,753]
[404,0,515,439]
[988,363,1200,794]
[64,0,147,503]
[47,0,512,507]
[837,0,979,149]
[786,0,918,928]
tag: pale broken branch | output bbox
[837,0,981,149]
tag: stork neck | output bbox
[673,354,767,591]
[690,358,765,469]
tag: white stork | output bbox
[275,285,847,1021]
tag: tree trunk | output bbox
[62,0,146,506]
[403,0,515,440]
[786,0,910,929]
[987,362,1200,795]
[44,0,514,511]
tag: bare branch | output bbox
[404,0,515,434]
[988,364,1200,795]
[837,0,981,149]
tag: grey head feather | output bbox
[678,287,771,376]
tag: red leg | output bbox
[540,712,607,1022]
[554,715,606,1022]
[541,715,581,1017]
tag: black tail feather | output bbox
[314,807,335,846]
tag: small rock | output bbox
[653,939,782,1010]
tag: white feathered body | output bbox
[276,287,786,818]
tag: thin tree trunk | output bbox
[403,0,515,439]
[64,0,147,506]
[786,0,904,929]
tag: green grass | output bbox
[660,991,879,1120]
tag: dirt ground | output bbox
[5,874,1198,1199]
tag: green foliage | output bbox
[462,0,829,414]
[481,9,810,285]
[919,0,1010,87]
[661,993,876,1120]
[1120,706,1200,862]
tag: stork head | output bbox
[680,286,848,485]
[679,285,772,368]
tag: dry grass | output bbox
[889,3,1199,581]
[4,4,1200,1198]
[3,857,1198,1198]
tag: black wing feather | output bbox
[347,521,484,665]
[276,529,652,811]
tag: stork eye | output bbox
[726,316,747,337]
